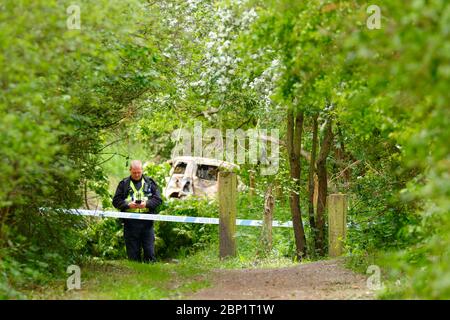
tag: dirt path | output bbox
[188,259,374,300]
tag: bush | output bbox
[0,0,161,297]
[74,218,127,260]
[0,210,85,299]
[155,198,219,259]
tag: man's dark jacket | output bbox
[112,175,163,226]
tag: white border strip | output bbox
[59,209,293,228]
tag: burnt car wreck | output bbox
[163,156,239,199]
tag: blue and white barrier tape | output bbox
[60,209,293,228]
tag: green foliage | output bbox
[1,0,448,300]
[346,166,419,253]
[249,0,449,298]
[236,193,297,260]
[339,0,449,299]
[143,162,171,197]
[0,0,168,298]
[74,218,126,260]
[156,198,219,259]
[0,211,85,299]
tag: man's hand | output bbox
[138,202,146,209]
[128,201,146,209]
[128,202,139,209]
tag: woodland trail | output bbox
[187,259,374,300]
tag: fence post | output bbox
[328,193,348,257]
[218,171,237,258]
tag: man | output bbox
[113,160,163,263]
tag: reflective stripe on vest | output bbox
[126,178,150,213]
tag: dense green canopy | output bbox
[0,0,448,299]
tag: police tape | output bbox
[60,209,293,228]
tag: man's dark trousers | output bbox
[123,220,156,263]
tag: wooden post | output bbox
[328,193,347,257]
[218,171,237,258]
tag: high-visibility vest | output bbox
[126,178,150,213]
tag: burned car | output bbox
[163,156,239,199]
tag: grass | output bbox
[344,249,410,300]
[20,195,309,300]
[22,240,299,300]
[25,257,211,300]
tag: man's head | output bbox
[129,160,143,180]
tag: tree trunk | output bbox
[262,184,274,253]
[0,207,11,243]
[316,118,334,256]
[334,123,351,189]
[308,113,319,255]
[249,170,256,199]
[286,109,307,261]
[84,180,90,210]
